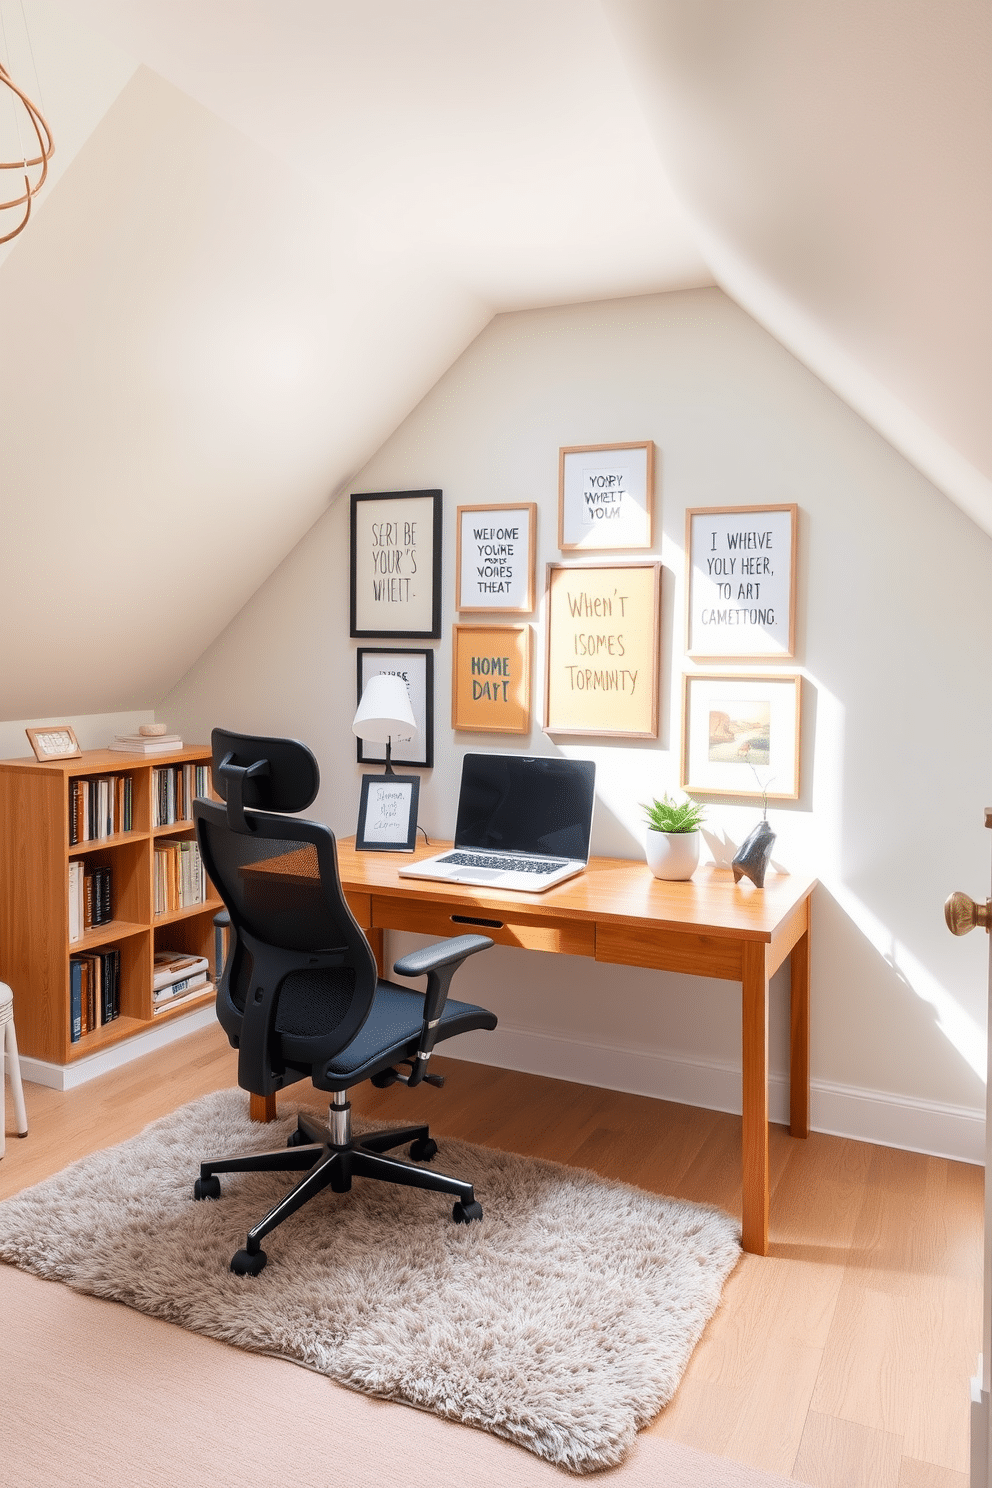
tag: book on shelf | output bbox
[153,950,209,992]
[82,865,113,929]
[152,980,212,1015]
[68,774,133,844]
[152,763,211,827]
[109,733,183,755]
[68,861,83,943]
[154,839,206,916]
[68,947,120,1042]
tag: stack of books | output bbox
[109,732,183,755]
[68,774,133,844]
[153,949,211,1015]
[152,763,211,826]
[69,948,120,1041]
[154,839,206,915]
[68,862,113,942]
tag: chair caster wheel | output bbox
[287,1127,309,1147]
[231,1247,267,1276]
[193,1175,221,1200]
[452,1200,483,1224]
[409,1137,438,1163]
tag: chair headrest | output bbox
[210,729,320,830]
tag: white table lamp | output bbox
[352,674,417,776]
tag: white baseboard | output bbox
[450,1025,986,1166]
[19,1005,217,1092]
[18,1012,985,1165]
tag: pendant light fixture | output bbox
[0,11,54,245]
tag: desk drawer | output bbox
[596,923,743,980]
[371,895,595,957]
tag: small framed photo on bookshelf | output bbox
[25,724,81,762]
[356,773,421,853]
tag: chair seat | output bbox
[286,981,497,1091]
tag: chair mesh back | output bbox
[198,823,342,953]
[197,811,376,1043]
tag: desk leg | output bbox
[367,927,385,977]
[741,939,770,1256]
[250,1094,278,1123]
[790,905,811,1139]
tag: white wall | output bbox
[0,710,153,762]
[162,288,990,1161]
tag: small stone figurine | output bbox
[732,772,776,888]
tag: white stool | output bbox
[0,982,28,1156]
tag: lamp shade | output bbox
[352,673,417,743]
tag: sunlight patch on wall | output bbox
[812,677,987,1084]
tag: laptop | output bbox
[398,752,596,893]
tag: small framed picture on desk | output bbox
[356,774,420,853]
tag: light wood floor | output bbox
[2,1024,982,1488]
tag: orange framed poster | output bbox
[452,624,532,734]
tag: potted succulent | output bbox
[641,792,706,880]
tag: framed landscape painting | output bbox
[681,672,801,800]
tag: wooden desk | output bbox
[333,837,816,1256]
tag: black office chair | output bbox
[192,728,497,1276]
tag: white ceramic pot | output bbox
[645,828,700,881]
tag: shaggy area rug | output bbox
[0,1089,741,1475]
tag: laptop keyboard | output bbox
[440,852,569,875]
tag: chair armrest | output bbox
[391,933,493,1086]
[392,934,491,979]
[213,909,231,929]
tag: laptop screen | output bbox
[454,754,596,861]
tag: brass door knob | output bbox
[944,891,992,935]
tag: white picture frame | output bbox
[558,442,654,551]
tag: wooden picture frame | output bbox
[544,562,660,738]
[452,624,532,734]
[558,441,654,551]
[25,724,81,762]
[356,648,434,768]
[685,504,798,660]
[350,489,442,639]
[681,672,801,800]
[456,502,536,613]
[356,773,420,852]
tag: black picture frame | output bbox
[356,773,421,853]
[356,648,434,768]
[350,489,443,639]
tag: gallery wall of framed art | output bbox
[346,472,805,818]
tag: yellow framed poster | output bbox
[543,562,660,737]
[452,624,532,734]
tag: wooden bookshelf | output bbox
[0,745,221,1067]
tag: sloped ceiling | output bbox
[0,0,987,719]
